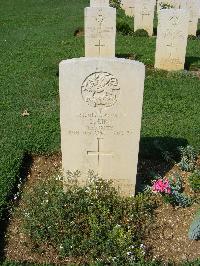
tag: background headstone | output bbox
[90,0,110,7]
[59,57,145,196]
[185,0,199,35]
[85,7,116,57]
[155,9,189,71]
[134,0,156,36]
[157,0,200,35]
[121,0,135,17]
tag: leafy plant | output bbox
[170,190,192,207]
[133,29,149,37]
[110,0,121,9]
[178,145,197,172]
[159,3,175,9]
[151,173,192,207]
[116,7,134,35]
[20,173,155,264]
[117,21,134,35]
[188,35,198,40]
[188,170,200,192]
[188,209,200,240]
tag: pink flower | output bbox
[152,178,171,194]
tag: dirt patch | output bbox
[191,70,200,79]
[74,28,84,37]
[4,154,200,264]
[144,203,200,263]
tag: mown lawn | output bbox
[0,0,200,263]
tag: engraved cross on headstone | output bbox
[95,40,105,55]
[87,138,112,166]
[166,41,177,58]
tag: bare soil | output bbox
[4,154,200,265]
[74,28,84,37]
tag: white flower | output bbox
[115,224,121,228]
[140,243,145,249]
[14,195,18,200]
[55,174,62,181]
[24,212,30,218]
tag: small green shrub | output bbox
[188,35,198,40]
[133,29,149,37]
[159,3,174,9]
[110,0,121,9]
[20,173,155,264]
[117,21,134,35]
[188,170,200,192]
[116,7,134,36]
[188,209,200,240]
[178,145,197,172]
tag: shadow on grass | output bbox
[136,136,188,193]
[139,136,188,160]
[0,153,33,261]
[185,56,200,71]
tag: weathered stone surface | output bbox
[121,0,135,17]
[155,9,189,71]
[185,0,199,35]
[90,0,109,7]
[134,0,156,36]
[157,0,199,35]
[59,57,145,196]
[85,7,116,57]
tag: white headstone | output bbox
[157,0,200,34]
[85,7,116,57]
[199,0,200,18]
[90,0,110,7]
[155,9,189,71]
[185,0,199,35]
[134,0,156,36]
[121,0,135,17]
[59,57,145,196]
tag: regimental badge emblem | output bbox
[81,72,120,110]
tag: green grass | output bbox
[0,0,88,221]
[0,0,199,263]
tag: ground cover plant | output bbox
[18,173,155,265]
[3,151,200,265]
[0,0,200,265]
